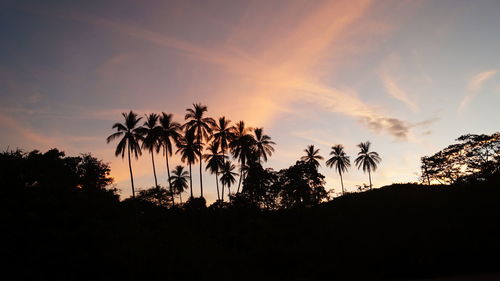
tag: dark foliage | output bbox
[3,147,500,280]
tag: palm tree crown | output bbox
[326,144,350,194]
[300,145,324,169]
[212,116,234,155]
[354,141,381,189]
[106,110,143,198]
[170,165,190,203]
[220,160,238,200]
[253,127,275,163]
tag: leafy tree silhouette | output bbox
[300,145,323,169]
[354,141,381,189]
[176,129,201,199]
[326,144,350,195]
[184,103,215,198]
[106,111,143,198]
[159,112,182,204]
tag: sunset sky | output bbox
[1,0,499,202]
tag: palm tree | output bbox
[212,116,234,199]
[326,144,351,195]
[184,103,215,198]
[230,121,256,193]
[176,129,201,198]
[140,113,161,187]
[159,112,181,204]
[203,141,226,201]
[170,165,189,203]
[354,141,381,189]
[220,160,238,202]
[253,127,275,164]
[106,111,143,199]
[300,145,324,169]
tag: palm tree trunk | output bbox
[151,149,158,187]
[215,171,220,200]
[127,144,135,199]
[368,169,372,189]
[228,186,231,202]
[237,165,243,193]
[189,163,193,198]
[198,130,203,198]
[179,192,183,204]
[221,150,225,201]
[339,171,344,195]
[165,147,174,205]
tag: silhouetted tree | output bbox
[242,163,279,210]
[176,129,201,199]
[220,160,238,202]
[421,133,500,184]
[106,111,143,198]
[300,145,323,169]
[253,127,275,164]
[212,116,235,198]
[77,153,114,192]
[170,165,189,203]
[140,113,162,187]
[184,103,215,198]
[136,185,170,207]
[203,141,226,200]
[230,121,256,193]
[277,160,328,208]
[326,144,350,195]
[159,112,182,204]
[354,141,381,189]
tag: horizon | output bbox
[1,0,500,202]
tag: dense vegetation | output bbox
[2,132,500,280]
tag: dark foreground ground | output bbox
[4,181,500,280]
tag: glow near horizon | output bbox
[1,0,500,202]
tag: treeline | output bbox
[107,103,382,208]
[420,132,500,184]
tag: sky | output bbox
[1,0,500,202]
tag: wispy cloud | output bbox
[459,69,497,111]
[379,53,419,112]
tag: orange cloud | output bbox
[459,69,497,111]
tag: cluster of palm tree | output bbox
[301,142,381,195]
[106,103,276,203]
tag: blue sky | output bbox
[1,0,500,202]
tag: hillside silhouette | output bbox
[2,130,500,280]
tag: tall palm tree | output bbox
[176,129,201,198]
[159,112,181,204]
[326,144,351,195]
[184,103,215,198]
[106,111,143,199]
[203,141,226,201]
[253,127,275,164]
[220,160,238,202]
[300,145,324,169]
[230,121,256,193]
[212,116,234,199]
[354,141,381,189]
[140,113,161,187]
[170,165,189,204]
